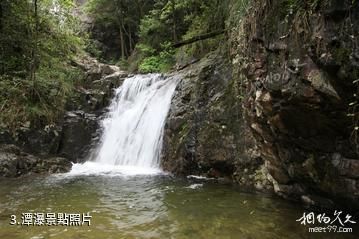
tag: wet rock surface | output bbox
[56,110,99,162]
[162,52,273,192]
[67,56,127,114]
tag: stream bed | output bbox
[0,173,357,239]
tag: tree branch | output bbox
[172,29,226,48]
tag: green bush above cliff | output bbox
[0,0,85,128]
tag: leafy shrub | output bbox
[138,42,175,73]
[0,63,83,128]
[0,0,85,129]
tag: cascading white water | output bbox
[68,73,178,176]
[96,73,178,167]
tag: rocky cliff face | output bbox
[161,51,273,191]
[163,0,359,209]
[230,0,359,208]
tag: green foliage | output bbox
[178,0,229,59]
[84,38,102,59]
[0,0,32,76]
[138,42,175,73]
[138,56,166,73]
[85,0,155,61]
[0,0,85,128]
[227,0,250,25]
[137,43,156,56]
[84,0,231,71]
[0,0,235,127]
[134,0,230,71]
[0,65,82,128]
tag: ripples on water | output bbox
[0,174,358,239]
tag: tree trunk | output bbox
[0,2,3,31]
[129,26,133,53]
[120,26,125,60]
[116,1,125,60]
[29,0,39,101]
[30,0,39,83]
[0,2,3,74]
[171,0,177,42]
[134,0,143,19]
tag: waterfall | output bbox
[68,74,178,176]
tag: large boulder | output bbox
[161,52,273,191]
[57,110,100,162]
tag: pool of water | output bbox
[0,174,357,239]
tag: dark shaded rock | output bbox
[40,157,72,174]
[14,124,62,156]
[0,144,71,177]
[331,153,359,179]
[0,145,19,177]
[57,111,100,163]
[0,129,13,144]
